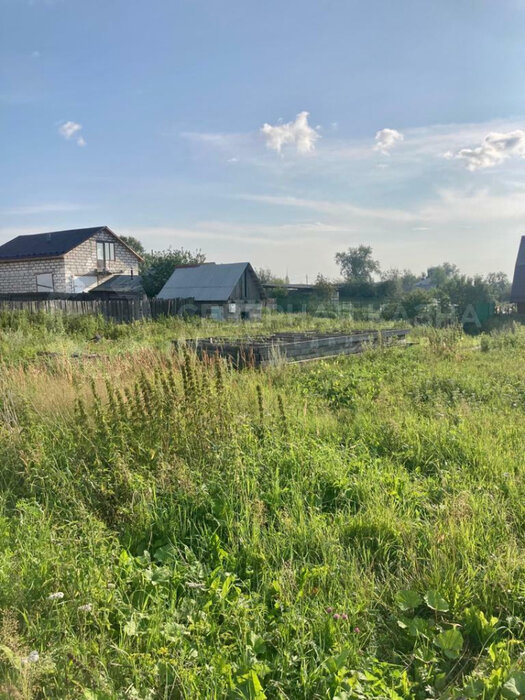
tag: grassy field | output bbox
[0,314,525,698]
[0,310,396,366]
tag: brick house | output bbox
[0,226,143,294]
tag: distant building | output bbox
[412,276,435,291]
[157,262,265,320]
[510,235,525,312]
[0,226,142,294]
[262,282,339,302]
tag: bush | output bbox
[140,248,206,297]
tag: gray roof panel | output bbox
[0,226,143,262]
[157,262,252,301]
[0,227,105,260]
[91,274,144,294]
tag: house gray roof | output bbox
[91,274,145,295]
[157,262,262,301]
[0,226,143,261]
[510,236,525,302]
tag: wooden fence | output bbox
[0,297,196,324]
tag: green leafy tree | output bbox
[140,248,206,297]
[426,263,460,287]
[485,271,510,301]
[381,268,419,293]
[381,288,438,323]
[119,235,146,256]
[313,273,336,301]
[335,246,380,283]
[257,268,288,285]
[401,289,436,320]
[441,274,492,310]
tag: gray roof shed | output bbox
[157,262,264,302]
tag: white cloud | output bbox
[449,130,525,171]
[181,131,232,146]
[130,220,347,248]
[59,121,81,139]
[240,186,525,232]
[2,202,86,215]
[374,128,404,154]
[58,121,86,146]
[238,193,417,223]
[180,117,525,174]
[261,111,319,154]
[168,116,525,275]
[128,221,354,282]
[418,187,525,224]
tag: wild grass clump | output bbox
[0,321,524,697]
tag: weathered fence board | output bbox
[0,297,195,324]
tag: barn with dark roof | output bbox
[0,226,142,294]
[158,262,264,320]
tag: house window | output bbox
[36,273,54,292]
[105,242,115,261]
[96,241,115,266]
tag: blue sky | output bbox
[2,0,525,280]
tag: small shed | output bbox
[510,236,525,313]
[157,262,264,320]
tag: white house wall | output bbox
[64,230,139,293]
[0,257,68,293]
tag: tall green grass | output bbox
[0,309,397,367]
[0,320,524,698]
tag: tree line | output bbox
[260,245,511,322]
[120,237,511,318]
